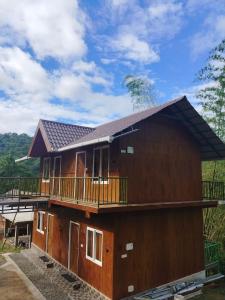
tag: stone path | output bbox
[0,254,44,300]
[10,247,108,300]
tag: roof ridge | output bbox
[94,96,185,129]
[40,119,94,130]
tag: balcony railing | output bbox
[0,177,50,198]
[50,176,128,206]
[202,181,225,201]
[0,176,128,207]
[0,178,224,207]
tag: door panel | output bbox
[69,222,80,274]
[52,157,61,196]
[46,214,54,257]
[75,152,86,200]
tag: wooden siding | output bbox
[39,116,202,206]
[32,207,204,300]
[33,211,47,250]
[118,116,202,204]
[113,208,204,299]
[32,207,115,299]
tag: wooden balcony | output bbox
[49,176,128,207]
[0,177,223,213]
[0,176,128,208]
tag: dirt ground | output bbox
[0,255,44,300]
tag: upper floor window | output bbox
[37,211,45,234]
[86,227,103,266]
[42,157,50,181]
[93,146,109,180]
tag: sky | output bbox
[0,0,224,135]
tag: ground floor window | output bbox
[37,211,45,234]
[86,227,103,266]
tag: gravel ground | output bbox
[10,253,71,300]
[10,249,108,300]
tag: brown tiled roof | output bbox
[64,97,183,147]
[59,96,225,161]
[40,120,94,151]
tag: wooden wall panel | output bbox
[113,208,204,299]
[32,210,47,251]
[118,116,202,204]
[33,206,115,299]
[32,207,204,300]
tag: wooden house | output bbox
[26,96,225,299]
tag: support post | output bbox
[14,224,19,247]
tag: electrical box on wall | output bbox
[128,285,134,293]
[126,242,133,251]
[127,146,134,154]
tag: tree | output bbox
[124,75,156,111]
[197,39,225,182]
[197,39,225,246]
[197,39,225,141]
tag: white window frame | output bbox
[37,211,45,234]
[92,145,109,184]
[42,157,51,182]
[86,227,103,266]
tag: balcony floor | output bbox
[49,198,217,214]
[0,196,49,214]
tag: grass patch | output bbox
[0,241,21,254]
[0,255,6,266]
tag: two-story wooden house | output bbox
[26,96,225,299]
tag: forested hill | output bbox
[0,133,39,177]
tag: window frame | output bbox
[37,211,45,234]
[86,227,103,266]
[92,145,109,184]
[42,157,51,182]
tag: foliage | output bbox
[0,133,39,177]
[197,39,225,140]
[124,75,157,111]
[197,39,225,250]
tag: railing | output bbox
[0,177,50,199]
[202,181,225,201]
[204,241,221,276]
[50,177,128,206]
[0,176,128,207]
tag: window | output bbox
[86,227,103,266]
[37,211,45,234]
[93,146,109,181]
[42,157,50,181]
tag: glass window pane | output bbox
[87,230,93,258]
[95,231,102,262]
[93,149,100,177]
[43,158,50,180]
[101,148,109,179]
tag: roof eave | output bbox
[58,135,114,152]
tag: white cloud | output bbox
[0,47,132,134]
[111,33,159,63]
[147,0,183,39]
[101,0,184,65]
[111,0,130,7]
[0,47,51,97]
[0,0,87,60]
[190,14,225,57]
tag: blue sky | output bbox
[0,0,224,134]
